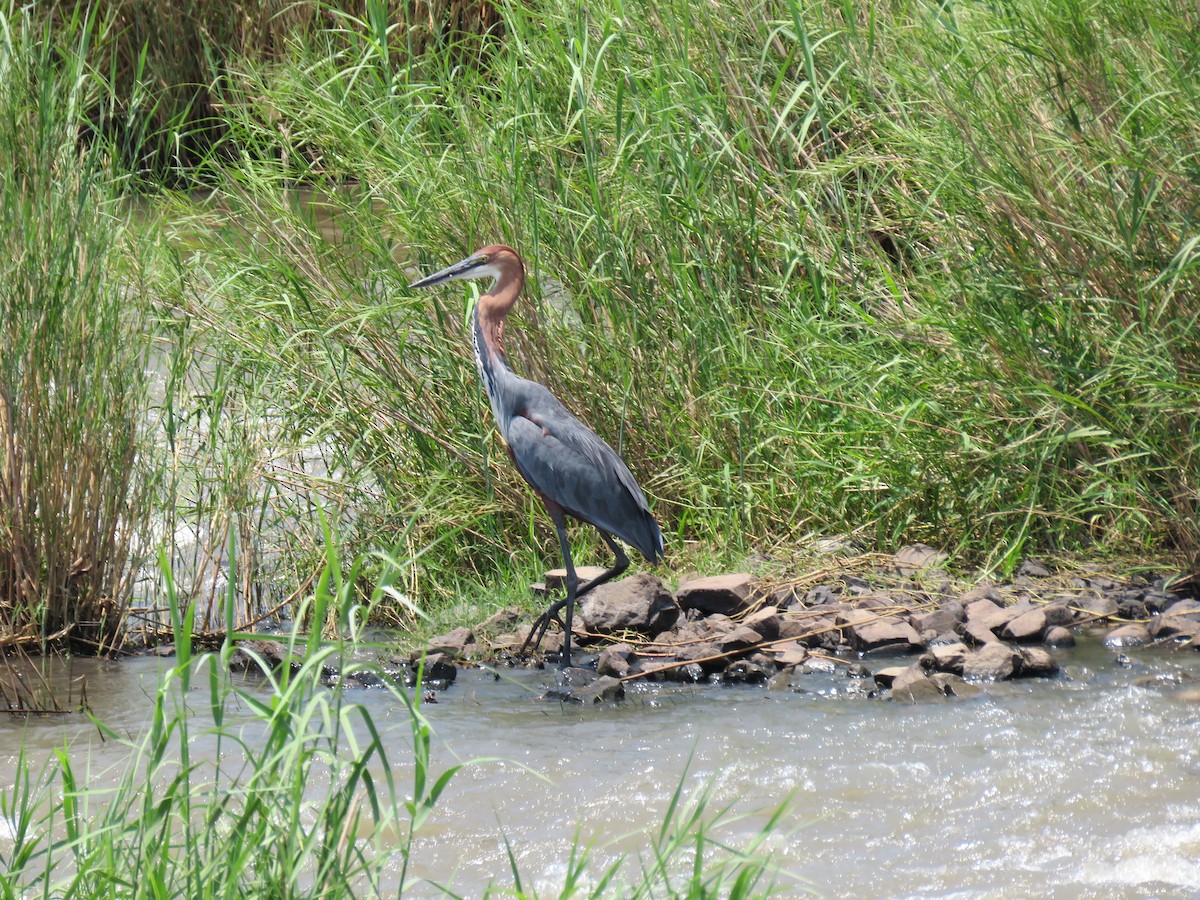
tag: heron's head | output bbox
[408,244,522,290]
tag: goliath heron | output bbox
[409,245,663,667]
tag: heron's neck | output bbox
[473,263,522,375]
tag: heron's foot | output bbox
[520,599,568,657]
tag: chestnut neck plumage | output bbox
[471,246,526,433]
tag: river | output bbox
[2,634,1198,897]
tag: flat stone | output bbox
[579,574,679,636]
[1015,646,1059,677]
[965,598,1016,631]
[891,675,948,703]
[422,627,474,659]
[716,625,764,654]
[873,667,911,688]
[544,566,608,591]
[1103,623,1152,649]
[925,642,969,675]
[893,543,947,572]
[962,642,1019,681]
[1000,609,1047,643]
[1044,626,1076,648]
[1076,593,1119,619]
[960,620,1002,646]
[675,574,758,616]
[742,606,783,641]
[837,609,924,654]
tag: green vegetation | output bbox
[2,0,1198,629]
[4,0,1199,636]
[2,1,1195,895]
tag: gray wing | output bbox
[504,392,663,563]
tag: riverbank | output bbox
[409,547,1200,703]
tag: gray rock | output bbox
[579,574,679,636]
[596,643,636,678]
[544,670,624,703]
[930,672,984,699]
[1041,602,1078,627]
[962,642,1019,680]
[1044,626,1076,648]
[1017,559,1051,578]
[1076,593,1119,620]
[722,660,771,684]
[1014,646,1059,677]
[1000,609,1047,643]
[1103,623,1152,649]
[893,543,948,572]
[675,573,758,616]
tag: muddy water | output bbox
[3,637,1199,897]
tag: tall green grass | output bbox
[0,6,158,650]
[148,0,1198,617]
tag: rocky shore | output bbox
[414,544,1200,703]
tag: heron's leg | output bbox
[520,507,578,667]
[554,519,578,668]
[574,531,630,600]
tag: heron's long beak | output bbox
[408,253,482,289]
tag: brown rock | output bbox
[1044,626,1076,647]
[837,609,925,654]
[579,574,679,636]
[1076,593,1119,620]
[960,620,1002,646]
[675,574,758,616]
[544,566,608,591]
[926,642,969,675]
[596,643,636,678]
[1015,646,1059,677]
[1000,609,1047,643]
[716,625,764,654]
[421,627,474,659]
[962,642,1019,680]
[742,606,783,641]
[891,675,948,703]
[1148,614,1200,640]
[1103,623,1152,649]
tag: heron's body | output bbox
[410,245,663,667]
